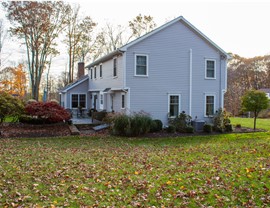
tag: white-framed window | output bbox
[100,64,103,78]
[135,54,148,76]
[121,93,125,109]
[113,58,117,77]
[71,94,86,108]
[100,92,104,109]
[168,94,180,118]
[94,66,97,79]
[205,59,216,79]
[90,68,93,79]
[205,94,215,117]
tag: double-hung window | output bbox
[205,59,216,79]
[168,95,180,118]
[205,94,215,117]
[100,64,103,78]
[90,68,93,79]
[71,94,86,108]
[94,67,97,79]
[121,94,125,109]
[135,54,148,76]
[100,93,104,109]
[113,58,117,77]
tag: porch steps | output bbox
[69,123,108,136]
[68,124,80,135]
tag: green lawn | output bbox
[0,133,269,207]
[230,117,270,131]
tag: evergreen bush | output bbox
[203,124,213,133]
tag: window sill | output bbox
[205,77,216,80]
[134,75,148,77]
[204,115,214,118]
[113,76,118,79]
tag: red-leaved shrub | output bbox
[25,101,71,123]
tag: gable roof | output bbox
[59,75,89,93]
[85,16,230,68]
[121,16,230,58]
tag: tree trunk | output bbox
[253,112,257,131]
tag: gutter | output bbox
[85,49,125,68]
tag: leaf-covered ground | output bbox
[0,133,269,207]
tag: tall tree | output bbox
[64,4,96,83]
[95,22,130,57]
[2,1,69,100]
[0,18,8,68]
[225,54,270,116]
[129,14,156,38]
[95,14,156,59]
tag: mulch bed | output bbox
[0,123,265,139]
[0,123,71,138]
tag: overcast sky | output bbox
[1,0,270,76]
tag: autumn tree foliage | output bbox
[129,14,156,38]
[24,101,71,124]
[0,64,27,97]
[2,1,69,101]
[225,54,270,116]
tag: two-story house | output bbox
[60,16,230,125]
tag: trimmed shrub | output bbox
[213,108,232,132]
[203,124,213,133]
[108,111,153,137]
[185,126,194,133]
[169,111,192,133]
[129,113,152,136]
[166,125,176,133]
[19,115,47,124]
[92,111,107,121]
[225,124,233,132]
[112,114,130,136]
[24,101,71,124]
[150,119,163,132]
[235,123,241,128]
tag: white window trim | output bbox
[168,94,181,118]
[121,93,125,109]
[113,58,117,78]
[70,93,87,109]
[94,66,97,79]
[99,63,103,79]
[134,54,149,77]
[205,59,216,79]
[204,93,216,117]
[100,92,104,110]
[90,68,93,79]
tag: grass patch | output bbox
[230,117,270,131]
[0,133,269,207]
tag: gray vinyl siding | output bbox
[65,80,90,109]
[88,55,124,91]
[88,55,125,112]
[125,20,226,124]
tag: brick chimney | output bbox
[77,62,85,79]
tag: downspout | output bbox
[220,55,226,109]
[189,49,193,116]
[121,49,130,113]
